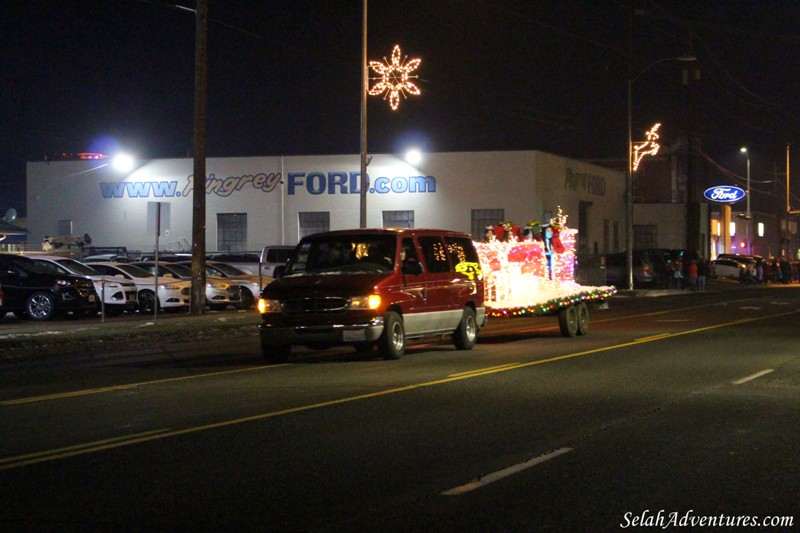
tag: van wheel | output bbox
[262,343,291,364]
[558,305,578,337]
[453,307,478,350]
[26,292,56,321]
[576,303,589,336]
[379,311,405,360]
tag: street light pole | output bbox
[359,0,368,229]
[740,147,751,254]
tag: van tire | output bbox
[558,305,579,337]
[576,303,589,336]
[262,343,291,364]
[379,311,405,360]
[453,306,478,350]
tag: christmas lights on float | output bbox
[473,207,617,318]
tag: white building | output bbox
[27,150,625,257]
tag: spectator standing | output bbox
[688,260,698,291]
[672,258,684,289]
[696,258,708,292]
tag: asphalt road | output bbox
[1,285,799,532]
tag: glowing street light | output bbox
[405,149,422,166]
[112,154,134,173]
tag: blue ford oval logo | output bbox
[703,185,746,203]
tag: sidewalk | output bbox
[0,310,261,364]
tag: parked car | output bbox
[132,261,242,310]
[603,251,659,286]
[709,258,751,280]
[258,245,294,277]
[0,253,98,320]
[80,253,134,263]
[715,254,758,279]
[257,228,486,363]
[87,262,191,312]
[29,255,138,315]
[177,260,272,309]
[205,252,262,275]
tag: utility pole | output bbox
[190,0,208,314]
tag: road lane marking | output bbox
[2,309,798,470]
[449,363,520,377]
[732,369,774,385]
[0,364,286,406]
[441,447,573,495]
[635,333,673,342]
[0,429,171,471]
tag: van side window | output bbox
[401,238,422,275]
[418,236,450,273]
[445,236,480,267]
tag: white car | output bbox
[30,255,138,315]
[86,262,191,312]
[710,258,751,280]
[178,260,273,309]
[132,261,242,310]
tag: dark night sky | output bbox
[2,0,799,217]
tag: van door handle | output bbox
[421,288,427,300]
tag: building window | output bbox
[613,221,620,252]
[383,210,414,229]
[299,211,330,238]
[471,209,504,240]
[217,213,247,251]
[57,220,73,236]
[603,219,610,254]
[634,224,657,250]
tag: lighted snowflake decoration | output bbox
[369,44,421,110]
[632,122,661,171]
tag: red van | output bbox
[257,228,486,363]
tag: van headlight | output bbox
[258,298,282,314]
[350,294,381,310]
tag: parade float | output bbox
[473,208,617,336]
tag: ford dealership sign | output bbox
[703,185,746,203]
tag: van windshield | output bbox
[285,235,397,275]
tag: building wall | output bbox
[27,151,625,253]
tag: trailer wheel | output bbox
[558,305,578,337]
[576,302,589,336]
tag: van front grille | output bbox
[282,297,348,314]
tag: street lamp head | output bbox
[676,55,698,62]
[405,149,422,166]
[740,146,748,154]
[112,154,134,172]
